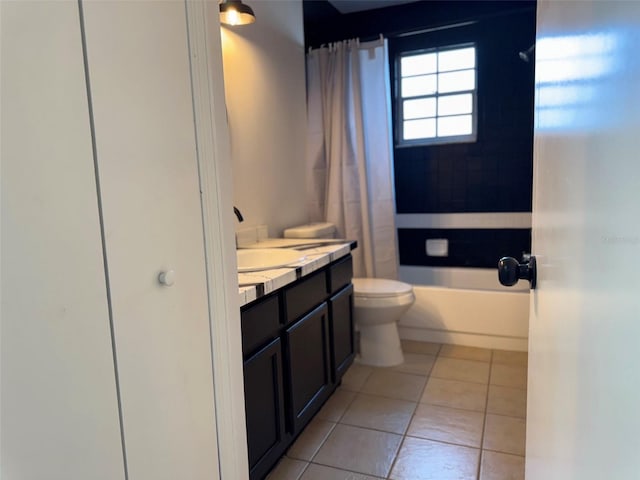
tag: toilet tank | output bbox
[283,222,336,239]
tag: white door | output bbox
[527,1,640,478]
[1,2,125,479]
[81,2,219,479]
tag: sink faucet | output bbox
[233,206,244,223]
[233,207,244,249]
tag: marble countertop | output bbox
[237,238,356,307]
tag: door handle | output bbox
[498,255,537,289]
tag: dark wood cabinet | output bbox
[329,284,355,383]
[284,303,331,434]
[243,338,287,480]
[241,293,280,356]
[240,254,354,480]
[284,270,327,323]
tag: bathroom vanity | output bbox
[238,242,356,480]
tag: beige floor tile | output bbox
[483,414,526,456]
[360,370,427,402]
[407,403,484,447]
[490,364,527,389]
[312,424,402,477]
[340,393,416,434]
[480,450,525,480]
[387,353,436,376]
[267,457,308,480]
[492,350,528,367]
[487,385,527,418]
[431,357,490,384]
[389,436,480,480]
[420,377,488,412]
[317,389,357,422]
[341,364,375,392]
[439,344,492,362]
[300,463,382,480]
[401,340,441,355]
[287,418,336,461]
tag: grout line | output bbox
[385,354,435,479]
[337,419,415,438]
[306,460,386,479]
[484,411,527,420]
[429,374,490,385]
[385,434,409,479]
[295,460,310,480]
[418,399,487,414]
[330,389,358,424]
[416,400,489,415]
[482,446,527,456]
[402,433,482,450]
[477,349,494,480]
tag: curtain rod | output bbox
[384,4,535,40]
[392,20,477,38]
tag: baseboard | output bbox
[399,326,528,352]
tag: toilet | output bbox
[284,222,415,367]
[351,277,414,366]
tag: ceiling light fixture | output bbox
[219,0,256,26]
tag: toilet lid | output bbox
[352,278,413,297]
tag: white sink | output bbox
[237,248,306,273]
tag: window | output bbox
[397,44,477,145]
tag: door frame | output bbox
[186,2,248,479]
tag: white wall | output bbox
[221,0,308,237]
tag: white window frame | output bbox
[396,43,478,147]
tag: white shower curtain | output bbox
[306,37,398,279]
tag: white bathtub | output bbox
[399,284,530,352]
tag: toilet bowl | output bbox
[284,223,415,367]
[352,278,415,367]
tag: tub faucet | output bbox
[233,206,244,223]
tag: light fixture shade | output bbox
[219,0,256,26]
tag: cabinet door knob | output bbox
[158,270,176,287]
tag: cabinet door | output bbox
[81,3,218,479]
[1,2,125,479]
[285,303,331,434]
[329,285,355,383]
[244,338,287,480]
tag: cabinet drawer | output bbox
[241,294,280,356]
[329,255,353,294]
[284,270,327,324]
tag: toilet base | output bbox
[356,322,404,367]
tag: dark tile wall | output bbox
[390,10,536,214]
[398,228,531,269]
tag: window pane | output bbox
[402,75,437,97]
[438,47,475,72]
[401,53,437,76]
[437,115,473,136]
[403,98,436,119]
[438,69,475,93]
[404,118,436,140]
[438,93,473,116]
